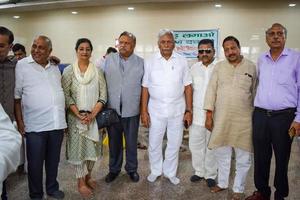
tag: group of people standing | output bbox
[0,22,299,200]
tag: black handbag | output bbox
[96,108,120,129]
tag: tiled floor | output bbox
[6,135,300,200]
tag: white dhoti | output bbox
[148,114,184,178]
[189,124,217,179]
[214,146,252,193]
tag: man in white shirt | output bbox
[189,39,217,188]
[14,36,67,200]
[0,104,22,196]
[141,29,193,185]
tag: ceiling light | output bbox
[71,11,78,14]
[128,7,135,11]
[215,4,222,8]
[13,16,20,19]
[289,3,296,7]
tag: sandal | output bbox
[85,175,97,190]
[231,192,245,200]
[210,185,227,193]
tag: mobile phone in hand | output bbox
[184,120,189,129]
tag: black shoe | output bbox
[190,175,204,182]
[47,190,65,199]
[105,172,119,183]
[274,191,284,200]
[206,178,216,188]
[128,172,140,182]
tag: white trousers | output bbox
[148,114,184,178]
[189,124,217,179]
[214,146,252,193]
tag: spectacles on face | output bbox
[266,31,285,37]
[198,49,212,54]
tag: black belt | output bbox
[255,107,296,117]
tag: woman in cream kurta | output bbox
[203,58,256,152]
[62,38,107,198]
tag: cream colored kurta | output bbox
[203,58,257,152]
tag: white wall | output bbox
[0,1,299,64]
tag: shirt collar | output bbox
[119,52,135,61]
[0,55,16,63]
[28,55,51,69]
[156,51,177,60]
[200,58,217,68]
[265,48,288,59]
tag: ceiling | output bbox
[0,0,213,12]
[0,0,297,12]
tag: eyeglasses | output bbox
[198,49,212,54]
[266,31,285,37]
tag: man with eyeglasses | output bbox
[246,23,300,200]
[188,39,217,188]
[204,36,257,200]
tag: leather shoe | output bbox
[245,191,270,200]
[47,190,65,199]
[190,175,203,182]
[105,172,119,183]
[128,172,140,182]
[206,178,216,188]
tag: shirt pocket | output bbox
[277,68,293,85]
[236,73,252,91]
[150,70,164,86]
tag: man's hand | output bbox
[289,121,300,137]
[141,111,150,128]
[205,110,213,132]
[16,120,25,136]
[183,111,192,128]
[49,55,60,65]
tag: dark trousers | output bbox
[26,129,64,199]
[107,115,140,174]
[1,180,7,200]
[252,108,294,199]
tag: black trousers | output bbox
[252,108,294,198]
[107,115,140,174]
[26,129,64,199]
[1,180,7,200]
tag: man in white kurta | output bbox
[189,39,217,188]
[204,36,256,199]
[141,29,193,185]
[0,104,22,194]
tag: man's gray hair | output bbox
[266,23,288,37]
[119,31,136,44]
[158,29,174,41]
[33,35,52,50]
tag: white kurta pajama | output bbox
[143,52,192,178]
[203,58,257,193]
[189,60,217,180]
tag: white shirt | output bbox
[142,52,192,118]
[0,104,21,193]
[190,60,217,126]
[15,55,67,132]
